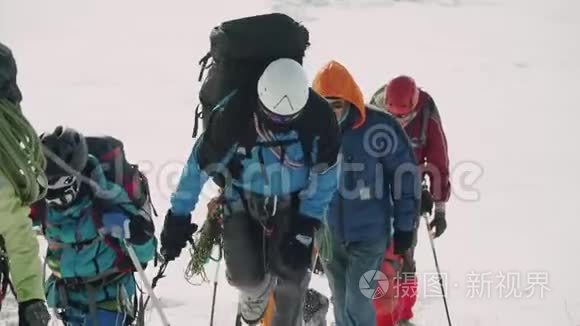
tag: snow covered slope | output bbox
[1,0,579,325]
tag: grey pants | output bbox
[323,235,388,326]
[223,203,310,326]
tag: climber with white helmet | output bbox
[160,57,340,326]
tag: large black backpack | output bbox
[192,13,310,136]
[192,14,319,184]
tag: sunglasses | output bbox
[258,102,302,124]
[46,175,80,207]
[47,175,77,190]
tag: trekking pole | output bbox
[138,259,169,325]
[422,212,452,326]
[209,256,222,326]
[124,241,171,326]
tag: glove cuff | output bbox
[434,202,446,213]
[393,229,414,254]
[167,209,192,221]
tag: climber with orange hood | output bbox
[312,61,419,326]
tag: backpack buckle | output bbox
[198,52,212,82]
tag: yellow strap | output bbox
[260,294,276,326]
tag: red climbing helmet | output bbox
[385,75,420,117]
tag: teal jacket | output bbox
[43,156,155,311]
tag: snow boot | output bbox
[238,275,275,324]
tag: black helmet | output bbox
[0,42,23,104]
[40,126,88,208]
[41,126,88,177]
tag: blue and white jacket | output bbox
[169,90,341,223]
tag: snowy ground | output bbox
[1,0,580,325]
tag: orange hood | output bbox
[312,60,366,129]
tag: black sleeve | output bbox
[197,90,256,177]
[199,91,243,166]
[300,89,341,170]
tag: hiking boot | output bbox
[238,275,275,324]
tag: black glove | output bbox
[420,188,434,215]
[19,299,51,326]
[280,216,320,273]
[429,209,447,238]
[393,229,414,255]
[160,210,198,261]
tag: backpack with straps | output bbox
[84,136,155,216]
[32,136,156,322]
[84,136,156,272]
[192,14,318,183]
[31,136,156,271]
[198,89,323,187]
[193,13,310,136]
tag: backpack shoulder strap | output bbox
[294,90,336,168]
[191,104,203,138]
[297,129,313,167]
[418,103,431,147]
[416,90,442,148]
[90,204,135,273]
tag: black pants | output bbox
[401,224,420,276]
[18,302,35,326]
[222,198,310,326]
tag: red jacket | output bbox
[404,90,450,202]
[370,87,450,202]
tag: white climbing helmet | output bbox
[257,58,309,123]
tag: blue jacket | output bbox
[43,156,156,311]
[170,91,341,222]
[327,107,419,243]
